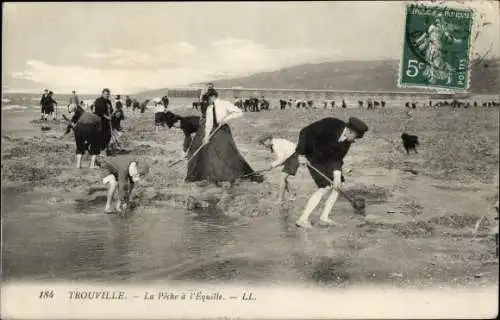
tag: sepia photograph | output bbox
[1,1,499,319]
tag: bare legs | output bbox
[89,155,96,168]
[278,173,294,202]
[296,187,340,228]
[76,154,83,169]
[104,175,117,213]
[76,154,97,168]
[319,189,339,225]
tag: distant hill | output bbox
[206,59,499,94]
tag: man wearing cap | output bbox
[96,156,150,215]
[294,117,368,228]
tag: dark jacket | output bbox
[200,88,217,117]
[41,95,56,107]
[295,117,351,171]
[161,96,169,107]
[179,116,200,136]
[40,94,50,107]
[115,100,123,111]
[111,110,125,131]
[93,97,112,118]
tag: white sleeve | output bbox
[222,101,243,122]
[129,162,140,182]
[205,106,214,138]
[271,140,287,166]
[334,170,342,182]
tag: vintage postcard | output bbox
[1,1,499,319]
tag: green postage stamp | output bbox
[399,4,474,91]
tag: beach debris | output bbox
[472,216,485,236]
[403,168,418,175]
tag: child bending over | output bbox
[258,134,299,202]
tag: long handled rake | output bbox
[305,161,366,214]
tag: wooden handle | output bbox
[305,161,355,205]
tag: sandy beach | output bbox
[2,100,498,287]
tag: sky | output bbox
[2,1,499,94]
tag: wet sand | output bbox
[1,103,499,287]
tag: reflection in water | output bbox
[2,186,351,284]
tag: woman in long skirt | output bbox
[186,89,263,183]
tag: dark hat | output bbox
[116,95,121,99]
[347,117,368,138]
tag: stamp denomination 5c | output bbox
[399,4,474,91]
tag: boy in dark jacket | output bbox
[294,117,368,228]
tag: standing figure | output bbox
[132,99,140,111]
[93,88,113,155]
[125,96,132,109]
[67,90,80,114]
[186,89,262,183]
[111,96,125,132]
[294,117,368,228]
[139,99,150,113]
[115,95,123,112]
[161,95,170,109]
[280,99,287,110]
[199,83,215,116]
[47,91,58,120]
[39,89,49,120]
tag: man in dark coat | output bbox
[39,89,49,120]
[125,96,132,109]
[294,117,368,228]
[93,88,113,155]
[161,95,170,108]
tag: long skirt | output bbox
[100,117,112,151]
[186,121,262,183]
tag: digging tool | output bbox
[167,124,224,168]
[472,215,485,236]
[240,167,273,179]
[305,161,366,214]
